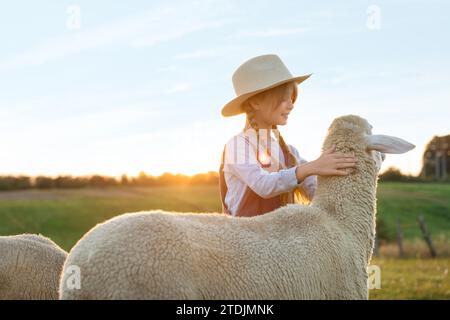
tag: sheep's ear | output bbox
[365,134,415,154]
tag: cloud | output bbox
[173,45,242,60]
[131,20,224,48]
[230,27,306,39]
[0,1,228,70]
[0,82,175,135]
[165,82,193,94]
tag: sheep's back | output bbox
[0,234,67,300]
[60,207,357,299]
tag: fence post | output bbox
[396,218,404,258]
[418,214,437,258]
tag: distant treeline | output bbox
[0,166,444,191]
[0,171,219,191]
[378,167,423,182]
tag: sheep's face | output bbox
[370,150,386,174]
[365,122,386,173]
[364,130,414,172]
[326,115,414,178]
[363,122,385,174]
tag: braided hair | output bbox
[242,81,311,204]
[242,81,299,168]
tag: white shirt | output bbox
[222,129,317,216]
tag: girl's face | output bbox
[251,82,297,128]
[267,94,294,126]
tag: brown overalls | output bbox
[219,144,291,217]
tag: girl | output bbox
[219,54,357,217]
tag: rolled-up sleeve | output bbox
[223,135,304,199]
[224,163,300,199]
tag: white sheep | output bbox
[0,233,67,300]
[59,115,414,300]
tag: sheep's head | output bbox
[324,115,415,179]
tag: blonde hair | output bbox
[242,81,311,205]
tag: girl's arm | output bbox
[295,144,357,181]
[224,137,300,199]
[225,163,300,199]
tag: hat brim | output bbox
[221,73,312,117]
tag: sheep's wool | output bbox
[60,115,396,300]
[0,234,67,299]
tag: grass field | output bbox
[369,258,449,299]
[377,182,450,240]
[0,185,222,250]
[0,182,449,299]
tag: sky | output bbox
[0,0,449,178]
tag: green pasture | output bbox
[0,182,449,299]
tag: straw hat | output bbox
[221,54,312,117]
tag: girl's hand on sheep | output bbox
[295,145,357,180]
[312,144,358,176]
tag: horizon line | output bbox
[0,165,418,179]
